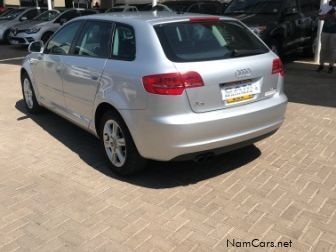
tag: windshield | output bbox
[0,8,25,20]
[155,20,269,62]
[225,0,282,14]
[33,10,59,21]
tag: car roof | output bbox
[75,11,236,25]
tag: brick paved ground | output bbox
[0,62,335,252]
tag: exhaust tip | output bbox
[194,152,214,162]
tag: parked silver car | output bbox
[9,8,97,45]
[9,9,61,45]
[21,13,287,175]
[0,7,46,43]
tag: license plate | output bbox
[11,40,19,44]
[221,82,260,104]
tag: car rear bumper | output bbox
[171,129,277,161]
[123,93,288,161]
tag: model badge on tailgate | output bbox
[235,69,252,79]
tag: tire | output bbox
[99,110,147,176]
[3,30,10,44]
[41,32,53,43]
[21,72,42,114]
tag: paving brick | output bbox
[300,225,322,247]
[0,63,335,251]
[280,203,301,221]
[312,240,334,252]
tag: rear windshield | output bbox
[155,20,269,62]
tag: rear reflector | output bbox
[143,72,204,95]
[272,58,285,77]
[189,17,220,23]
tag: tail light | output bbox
[272,58,285,77]
[143,71,204,95]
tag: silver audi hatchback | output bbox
[21,12,287,175]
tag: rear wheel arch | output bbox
[94,103,126,137]
[95,103,147,175]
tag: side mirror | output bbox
[20,16,28,21]
[28,41,44,53]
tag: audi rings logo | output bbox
[235,69,252,79]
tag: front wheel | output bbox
[3,30,10,44]
[99,110,147,176]
[21,73,42,114]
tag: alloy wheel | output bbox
[103,119,127,167]
[23,78,34,109]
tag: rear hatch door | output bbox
[155,18,282,113]
[174,53,279,113]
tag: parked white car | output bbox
[9,8,97,45]
[0,7,46,43]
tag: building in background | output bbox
[3,0,56,7]
[0,0,162,8]
[2,0,231,10]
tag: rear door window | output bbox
[111,23,136,61]
[155,20,269,62]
